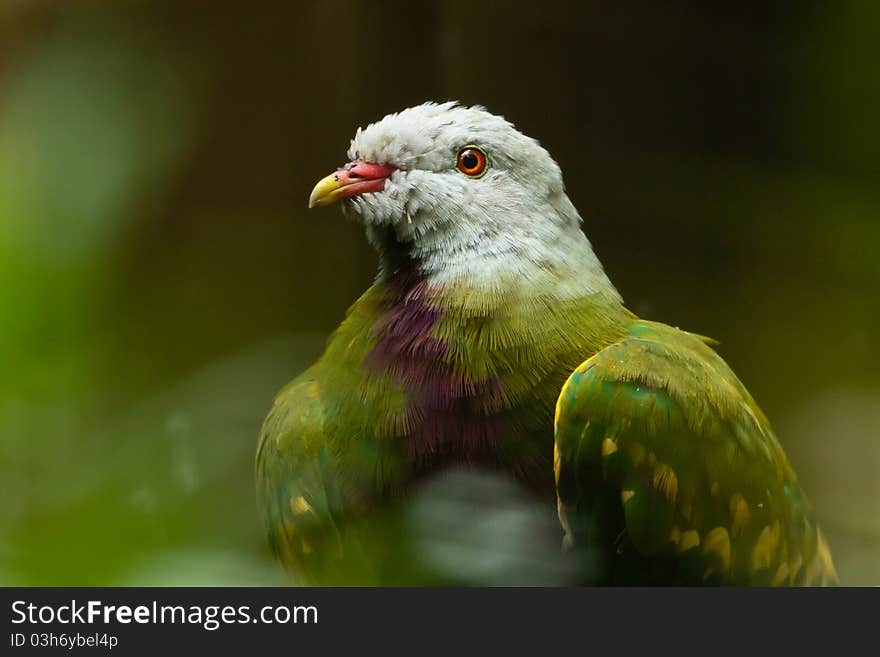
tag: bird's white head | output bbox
[308,101,618,300]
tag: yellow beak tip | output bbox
[308,171,344,210]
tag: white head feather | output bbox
[341,101,621,302]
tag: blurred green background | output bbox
[1,1,877,585]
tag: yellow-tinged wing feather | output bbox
[255,370,344,580]
[554,321,837,585]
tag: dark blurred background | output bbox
[1,1,877,585]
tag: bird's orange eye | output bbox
[456,146,487,177]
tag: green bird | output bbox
[256,102,837,586]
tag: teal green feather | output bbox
[554,321,838,585]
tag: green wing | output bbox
[255,370,346,581]
[554,321,837,585]
[255,367,417,584]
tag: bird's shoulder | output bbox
[554,320,837,585]
[557,320,778,460]
[258,367,328,459]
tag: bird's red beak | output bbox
[308,161,397,208]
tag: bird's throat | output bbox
[369,224,421,284]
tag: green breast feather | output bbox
[554,320,837,585]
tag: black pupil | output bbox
[461,151,479,170]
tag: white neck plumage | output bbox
[367,195,622,304]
